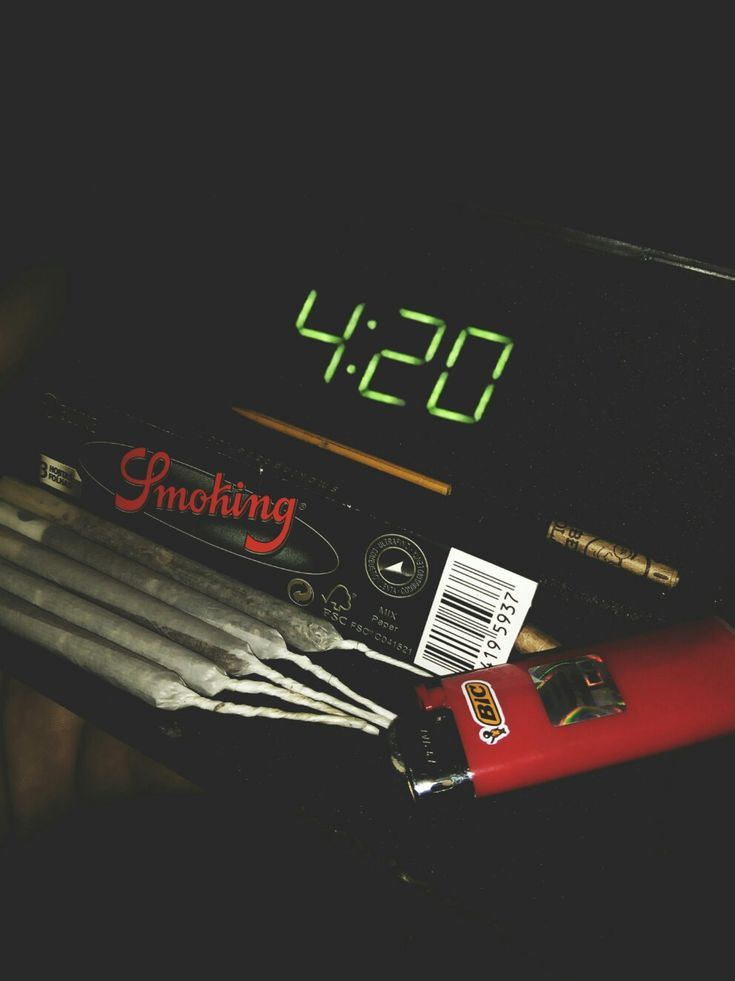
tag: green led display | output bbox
[358,310,446,406]
[427,327,514,424]
[294,291,514,424]
[295,290,365,382]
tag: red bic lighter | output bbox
[389,618,735,801]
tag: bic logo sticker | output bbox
[462,680,509,746]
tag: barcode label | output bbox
[414,548,537,675]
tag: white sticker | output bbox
[39,454,82,497]
[414,547,537,675]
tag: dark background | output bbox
[1,163,733,976]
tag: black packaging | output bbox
[10,385,537,672]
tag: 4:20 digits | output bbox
[295,289,514,425]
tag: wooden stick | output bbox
[232,407,453,496]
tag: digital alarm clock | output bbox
[44,195,732,636]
